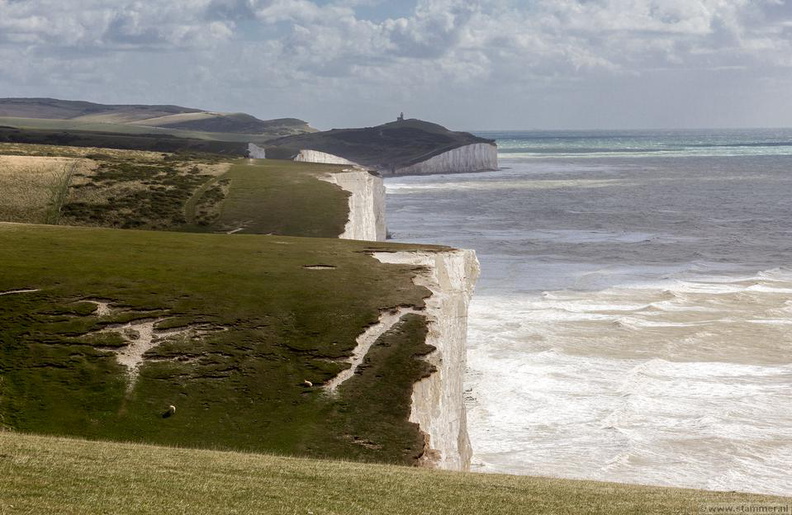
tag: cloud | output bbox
[205,0,258,21]
[1,0,791,128]
[0,1,236,50]
[2,1,787,72]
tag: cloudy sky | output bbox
[1,0,792,130]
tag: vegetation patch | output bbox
[1,144,357,239]
[1,432,787,515]
[186,176,231,227]
[60,154,229,230]
[0,223,445,464]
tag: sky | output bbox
[1,0,792,130]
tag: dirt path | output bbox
[324,307,423,393]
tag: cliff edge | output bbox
[327,161,478,470]
[375,250,479,471]
[320,168,387,241]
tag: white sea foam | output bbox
[462,262,792,496]
[385,135,792,497]
[466,292,792,495]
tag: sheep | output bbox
[162,405,176,418]
[302,380,313,388]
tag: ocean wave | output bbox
[389,138,792,496]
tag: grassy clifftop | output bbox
[0,140,447,466]
[0,143,352,237]
[0,223,444,463]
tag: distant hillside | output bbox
[264,118,496,171]
[0,98,314,139]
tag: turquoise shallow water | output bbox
[386,129,792,496]
[483,128,792,159]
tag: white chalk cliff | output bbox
[287,144,497,177]
[295,149,360,166]
[385,143,498,177]
[247,143,267,159]
[374,250,479,471]
[322,163,479,471]
[320,169,387,242]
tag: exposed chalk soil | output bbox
[324,307,423,393]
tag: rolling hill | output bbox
[0,98,313,136]
[264,118,496,172]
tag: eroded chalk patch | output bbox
[0,288,40,296]
[324,307,423,393]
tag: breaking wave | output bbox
[387,129,792,497]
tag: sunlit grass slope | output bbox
[0,155,86,224]
[0,223,443,464]
[1,432,787,515]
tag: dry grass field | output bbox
[0,155,90,224]
[0,143,231,229]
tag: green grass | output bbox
[206,159,350,237]
[0,222,443,463]
[1,432,788,515]
[1,145,354,238]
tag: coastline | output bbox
[328,167,479,471]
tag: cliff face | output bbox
[374,250,480,471]
[320,169,386,241]
[264,118,497,177]
[387,143,498,177]
[295,149,360,166]
[325,165,479,471]
[247,143,267,159]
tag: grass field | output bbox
[0,155,85,224]
[0,222,444,464]
[206,159,350,237]
[0,144,354,238]
[0,143,231,230]
[1,432,788,515]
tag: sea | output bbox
[384,129,792,497]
